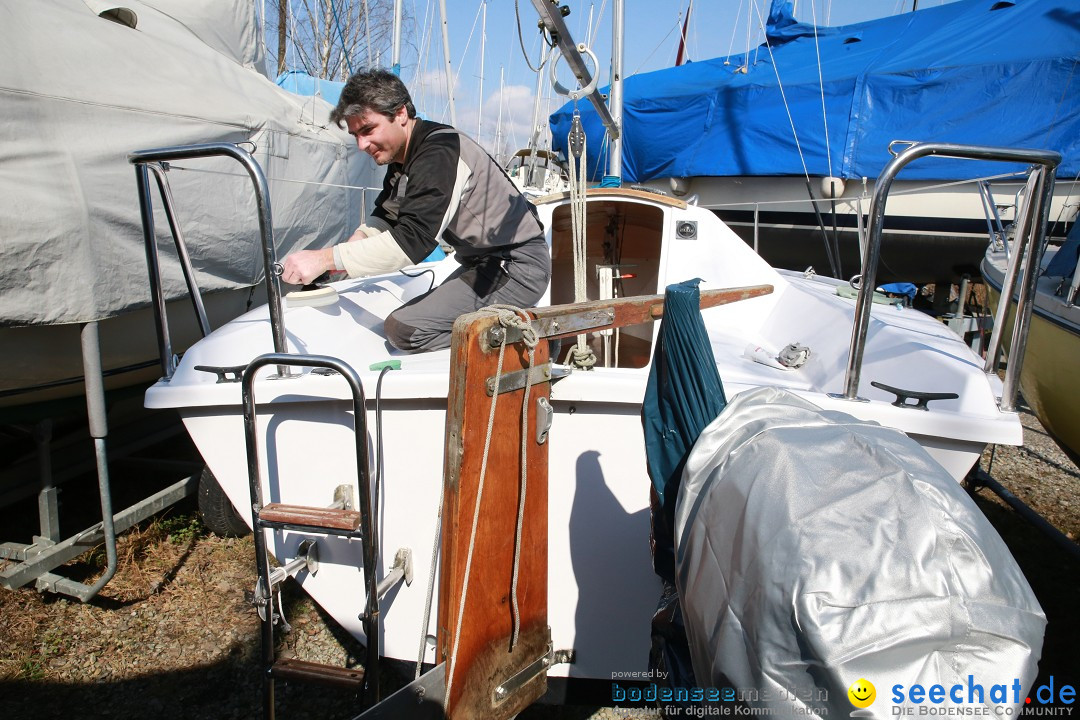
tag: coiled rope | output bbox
[566,111,598,370]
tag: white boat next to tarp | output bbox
[142,162,1031,682]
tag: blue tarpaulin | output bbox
[551,0,1080,183]
[276,70,345,105]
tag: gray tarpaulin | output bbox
[675,387,1045,717]
[0,0,380,327]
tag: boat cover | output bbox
[675,386,1045,716]
[1045,222,1080,279]
[0,0,380,327]
[551,0,1080,184]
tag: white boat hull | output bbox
[147,189,1020,679]
[982,243,1080,463]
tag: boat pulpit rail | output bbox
[128,143,287,379]
[842,142,1061,413]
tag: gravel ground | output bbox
[1,400,1077,720]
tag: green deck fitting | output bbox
[369,360,402,371]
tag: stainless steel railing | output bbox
[128,143,287,378]
[840,142,1060,412]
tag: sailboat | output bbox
[549,0,1080,286]
[982,226,1080,464]
[138,157,1035,687]
[126,1,1057,712]
[0,0,380,415]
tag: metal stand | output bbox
[0,322,197,601]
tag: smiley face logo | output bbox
[848,679,876,708]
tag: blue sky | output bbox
[314,1,958,157]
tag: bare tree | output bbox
[264,0,403,80]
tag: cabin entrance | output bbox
[548,200,664,369]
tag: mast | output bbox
[675,0,693,67]
[438,0,457,126]
[477,1,486,140]
[363,0,373,67]
[495,65,505,162]
[608,0,624,181]
[392,0,402,75]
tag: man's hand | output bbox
[281,248,335,286]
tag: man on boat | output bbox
[280,69,551,352]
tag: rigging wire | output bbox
[750,0,840,277]
[629,22,682,78]
[809,0,842,275]
[514,0,553,74]
[725,0,744,59]
[588,0,608,52]
[328,0,355,75]
[443,1,485,123]
[810,0,833,178]
[675,0,694,66]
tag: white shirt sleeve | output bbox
[333,230,413,277]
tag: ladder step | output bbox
[259,503,362,531]
[270,658,366,688]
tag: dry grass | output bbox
[1,405,1077,719]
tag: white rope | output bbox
[443,328,504,710]
[442,305,538,707]
[486,306,540,649]
[567,113,598,370]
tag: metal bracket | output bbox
[354,662,446,719]
[536,397,553,445]
[268,538,320,587]
[534,308,616,338]
[486,363,554,396]
[375,547,414,600]
[493,643,554,705]
[486,308,617,347]
[332,484,354,511]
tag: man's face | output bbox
[346,105,409,166]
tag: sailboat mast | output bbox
[495,65,505,162]
[608,0,624,181]
[438,0,457,126]
[478,1,486,140]
[675,0,693,66]
[363,0,373,67]
[392,0,402,75]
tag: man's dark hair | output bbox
[330,69,417,128]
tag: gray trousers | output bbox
[384,239,550,353]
